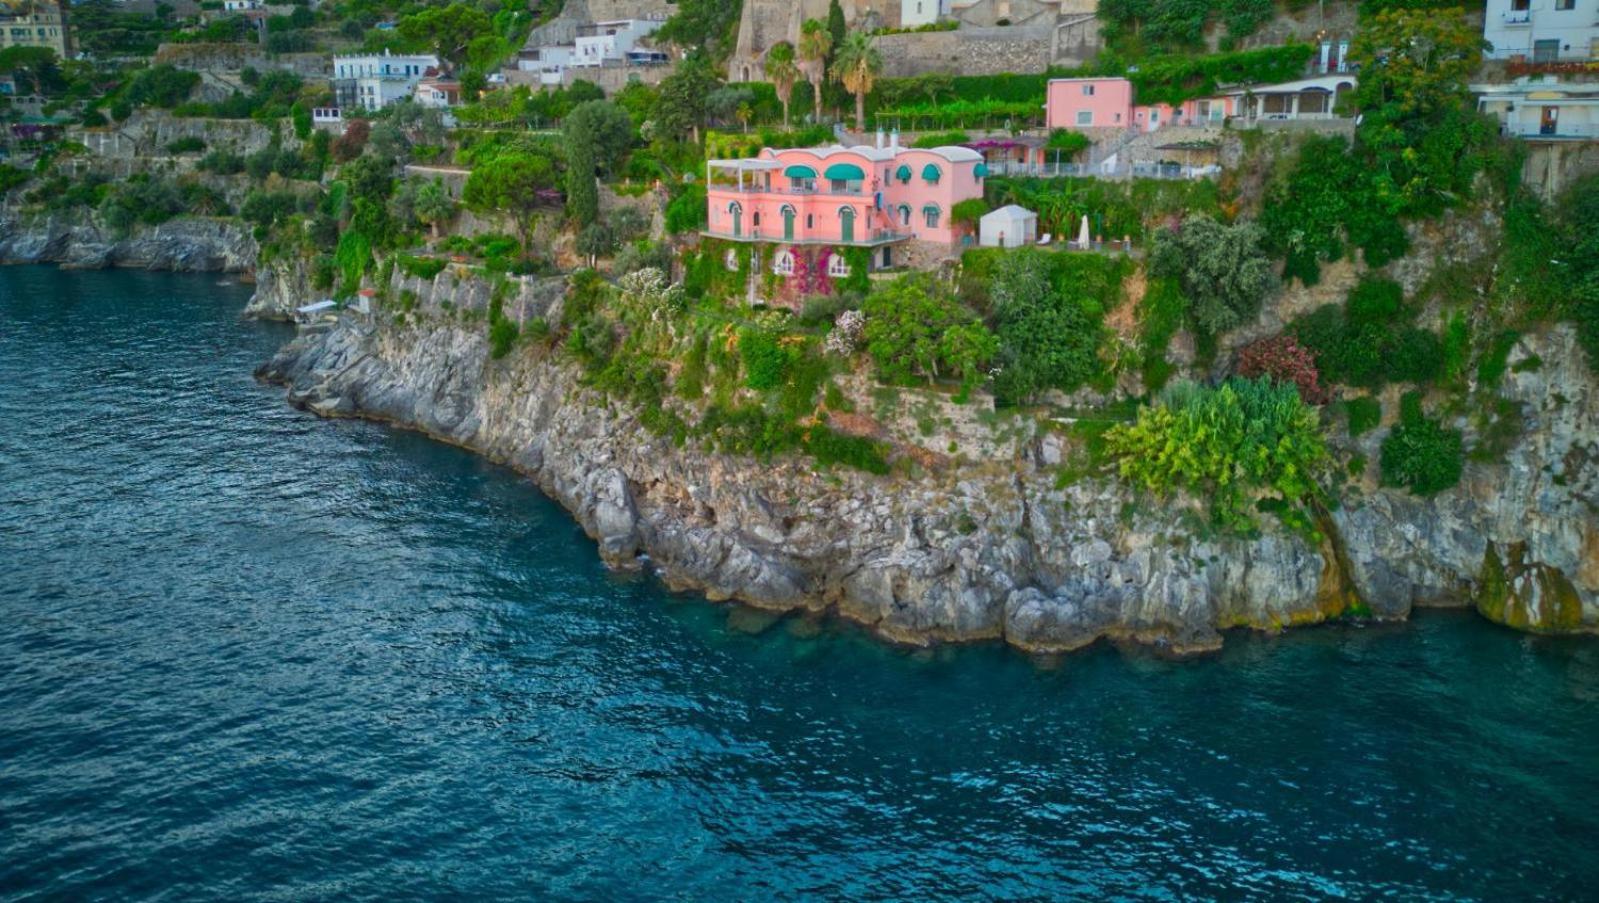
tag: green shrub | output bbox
[911,130,971,149]
[165,136,206,154]
[398,254,447,280]
[1476,330,1520,387]
[1105,377,1329,532]
[739,328,791,390]
[1345,396,1382,436]
[1380,399,1463,496]
[805,427,890,474]
[489,317,520,358]
[1147,214,1275,336]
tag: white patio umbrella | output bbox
[1078,215,1092,249]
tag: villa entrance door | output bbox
[730,202,743,238]
[840,207,855,243]
[1542,106,1559,136]
[783,207,795,241]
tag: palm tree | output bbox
[831,32,881,134]
[415,179,456,241]
[765,42,799,130]
[797,19,832,125]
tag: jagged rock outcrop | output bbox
[259,307,1380,655]
[259,300,1599,651]
[0,212,255,272]
[245,253,318,321]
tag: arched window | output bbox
[923,204,940,229]
[806,214,813,229]
[753,211,761,227]
[898,204,911,226]
[773,250,795,276]
[827,254,850,278]
[724,249,739,271]
[922,163,942,184]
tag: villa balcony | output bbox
[706,184,867,198]
[1502,9,1532,25]
[699,227,913,247]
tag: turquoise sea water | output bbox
[3,266,1599,900]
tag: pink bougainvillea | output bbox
[1236,334,1330,405]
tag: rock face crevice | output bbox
[257,310,1598,655]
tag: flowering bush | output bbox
[1235,334,1330,405]
[826,309,865,356]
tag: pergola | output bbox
[705,158,782,191]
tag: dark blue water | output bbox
[3,267,1599,900]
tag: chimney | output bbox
[876,128,884,149]
[890,128,899,151]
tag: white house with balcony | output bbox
[1485,0,1599,63]
[1475,76,1599,139]
[332,50,442,112]
[572,18,666,68]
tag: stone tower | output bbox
[727,0,885,83]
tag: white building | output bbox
[979,205,1038,248]
[572,18,666,68]
[222,0,261,10]
[1475,76,1599,139]
[900,0,949,28]
[332,50,442,112]
[413,78,461,109]
[1484,0,1599,63]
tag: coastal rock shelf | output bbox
[256,300,1599,654]
[0,213,255,273]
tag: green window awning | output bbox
[783,164,817,179]
[973,163,989,178]
[823,162,865,181]
[895,164,911,182]
[922,203,940,213]
[922,163,942,183]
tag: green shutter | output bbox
[823,163,866,181]
[973,163,989,178]
[922,163,942,183]
[895,164,911,182]
[783,164,817,179]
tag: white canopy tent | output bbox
[979,205,1039,249]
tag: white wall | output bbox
[1484,0,1599,61]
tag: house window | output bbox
[827,255,850,278]
[1534,39,1560,62]
[806,214,813,228]
[1082,84,1095,96]
[724,250,739,271]
[923,206,940,228]
[752,211,761,227]
[773,251,795,276]
[1511,0,1530,9]
[1076,110,1092,126]
[1556,0,1575,8]
[899,204,911,226]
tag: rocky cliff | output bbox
[244,252,317,321]
[258,272,1599,654]
[0,211,256,272]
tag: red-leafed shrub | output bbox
[1235,334,1330,405]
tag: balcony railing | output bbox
[1509,121,1599,139]
[706,184,866,197]
[700,227,912,247]
[1502,9,1532,25]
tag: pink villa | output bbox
[1045,74,1357,132]
[704,142,986,271]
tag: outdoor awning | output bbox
[783,164,817,179]
[823,163,865,181]
[895,164,911,182]
[973,163,989,178]
[922,163,941,182]
[922,203,940,213]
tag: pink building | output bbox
[1046,75,1354,133]
[704,143,986,270]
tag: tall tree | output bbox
[397,6,492,65]
[797,19,832,125]
[415,179,455,240]
[830,32,881,133]
[563,100,632,228]
[765,42,799,130]
[462,152,557,251]
[655,57,717,143]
